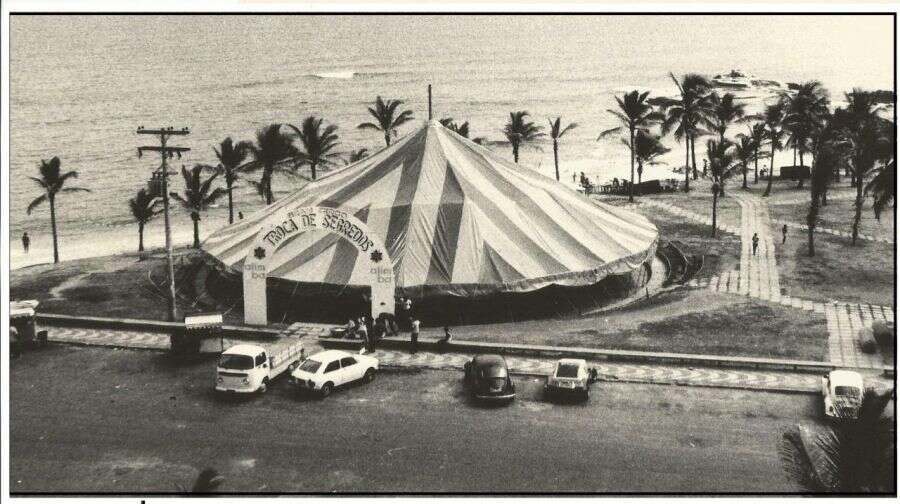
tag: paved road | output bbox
[11,345,812,493]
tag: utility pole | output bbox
[136,126,190,322]
[427,84,432,121]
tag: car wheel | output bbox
[258,378,269,394]
[363,368,376,383]
[320,382,334,398]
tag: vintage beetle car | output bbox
[463,354,516,402]
[822,369,864,419]
[545,358,593,400]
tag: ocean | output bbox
[8,14,894,267]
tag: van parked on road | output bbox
[215,340,305,394]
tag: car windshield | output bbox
[835,386,861,398]
[556,363,580,378]
[298,359,322,373]
[218,354,254,370]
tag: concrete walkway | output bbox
[643,192,893,370]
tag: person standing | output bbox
[439,325,453,344]
[782,224,788,244]
[22,232,30,253]
[752,233,760,256]
[238,211,244,220]
[410,319,420,354]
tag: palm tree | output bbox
[128,188,161,253]
[440,117,487,144]
[780,389,894,492]
[761,104,786,197]
[548,117,578,182]
[781,82,830,188]
[345,148,370,165]
[706,139,738,237]
[249,124,298,205]
[357,96,414,147]
[661,73,714,191]
[26,156,91,263]
[732,135,756,190]
[171,165,227,248]
[747,122,768,184]
[708,92,747,146]
[632,130,669,187]
[806,143,837,257]
[288,116,341,181]
[502,111,544,164]
[866,159,895,221]
[599,91,663,202]
[201,137,252,224]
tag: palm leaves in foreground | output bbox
[170,165,227,248]
[128,188,161,253]
[599,90,662,202]
[358,96,414,146]
[176,467,224,493]
[288,116,341,181]
[866,159,896,221]
[503,111,545,164]
[780,390,894,492]
[549,117,578,182]
[26,156,91,263]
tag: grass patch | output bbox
[773,221,894,305]
[768,196,894,242]
[645,188,742,230]
[643,211,742,276]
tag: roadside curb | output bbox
[37,313,283,339]
[318,336,890,375]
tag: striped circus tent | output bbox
[202,120,658,298]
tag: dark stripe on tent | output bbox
[319,128,427,210]
[381,130,428,267]
[478,244,525,284]
[322,206,370,284]
[426,163,465,284]
[460,142,604,266]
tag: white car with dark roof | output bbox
[289,349,379,397]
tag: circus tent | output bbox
[202,120,658,299]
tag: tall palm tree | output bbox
[761,104,786,197]
[548,117,579,182]
[249,124,298,205]
[171,165,227,248]
[706,139,738,237]
[732,135,756,190]
[345,148,370,165]
[708,92,747,146]
[128,188,161,253]
[26,156,91,263]
[632,130,669,187]
[502,111,544,164]
[201,137,252,224]
[661,73,714,191]
[866,158,895,222]
[780,389,894,492]
[781,81,831,189]
[806,143,837,257]
[599,91,663,202]
[747,122,768,184]
[841,90,893,244]
[357,96,414,147]
[288,116,341,181]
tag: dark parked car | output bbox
[463,354,516,402]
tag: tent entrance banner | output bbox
[243,205,394,326]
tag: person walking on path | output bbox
[752,232,760,256]
[782,224,788,244]
[410,319,420,354]
[22,232,30,253]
